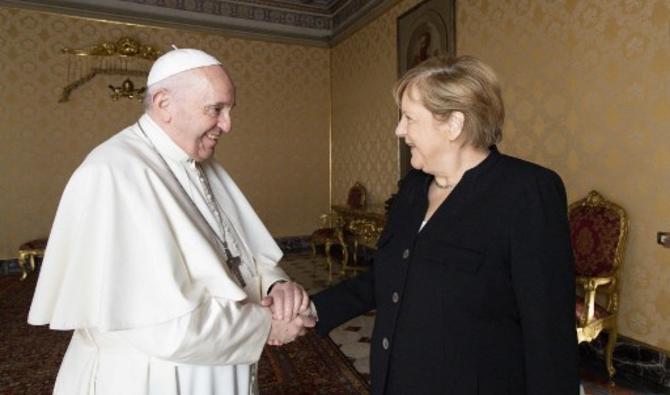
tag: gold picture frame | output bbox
[397,0,456,177]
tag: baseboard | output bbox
[0,236,363,266]
[0,259,19,275]
[0,235,313,277]
[274,235,311,253]
[579,333,670,387]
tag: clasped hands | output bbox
[262,281,315,346]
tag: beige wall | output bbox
[0,6,331,258]
[331,0,670,350]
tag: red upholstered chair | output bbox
[346,182,367,210]
[310,213,348,283]
[569,190,629,380]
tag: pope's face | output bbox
[169,65,235,162]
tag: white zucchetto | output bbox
[147,48,222,86]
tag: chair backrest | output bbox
[568,190,629,277]
[347,182,367,210]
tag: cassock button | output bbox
[382,337,390,350]
[392,292,399,303]
[402,249,410,259]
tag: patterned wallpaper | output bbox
[331,0,670,350]
[330,0,422,209]
[0,6,331,258]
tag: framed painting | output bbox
[397,0,456,75]
[397,0,456,177]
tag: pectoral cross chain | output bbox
[194,162,247,288]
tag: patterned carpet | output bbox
[0,275,73,394]
[0,269,369,394]
[259,331,369,394]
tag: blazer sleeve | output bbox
[311,171,417,336]
[311,269,376,336]
[509,170,579,395]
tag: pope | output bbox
[28,48,314,395]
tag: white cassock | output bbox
[28,114,288,395]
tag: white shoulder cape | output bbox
[28,122,282,331]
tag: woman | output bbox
[312,55,579,394]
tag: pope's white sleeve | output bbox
[116,296,272,366]
[256,256,290,296]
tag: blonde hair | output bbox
[393,55,504,149]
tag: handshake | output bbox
[261,280,316,346]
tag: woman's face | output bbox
[395,85,450,173]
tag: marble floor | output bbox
[279,251,375,381]
[279,250,670,395]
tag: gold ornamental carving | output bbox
[61,37,161,60]
[59,37,161,103]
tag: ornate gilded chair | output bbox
[18,238,47,281]
[310,213,348,283]
[569,190,629,380]
[345,218,384,275]
[346,182,367,210]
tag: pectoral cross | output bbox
[224,246,246,288]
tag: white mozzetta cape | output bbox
[28,116,288,394]
[28,116,284,331]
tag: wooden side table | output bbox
[18,238,47,281]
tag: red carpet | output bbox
[0,274,370,394]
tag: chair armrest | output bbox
[576,275,614,289]
[576,275,615,326]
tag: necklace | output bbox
[433,178,455,189]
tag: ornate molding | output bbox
[61,37,161,60]
[1,0,399,46]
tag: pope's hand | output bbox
[267,313,316,346]
[262,281,310,321]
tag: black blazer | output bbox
[313,147,579,395]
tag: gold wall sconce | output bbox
[59,37,161,103]
[109,78,146,101]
